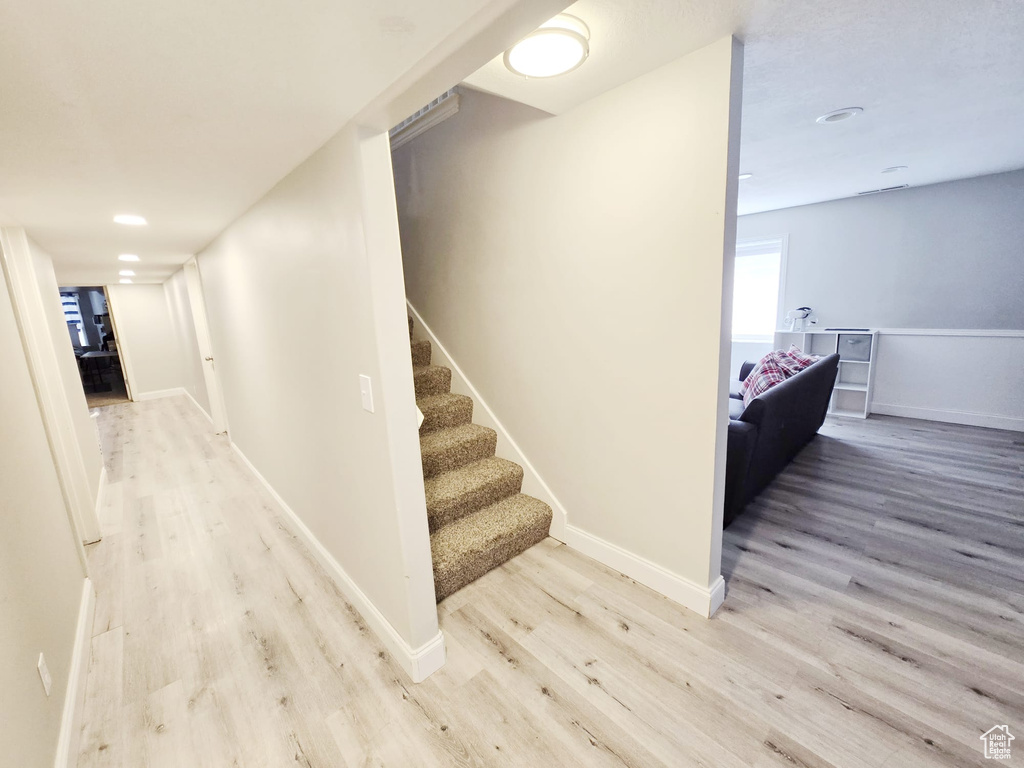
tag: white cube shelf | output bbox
[774,329,878,418]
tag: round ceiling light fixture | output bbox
[881,165,908,174]
[504,14,590,78]
[739,173,754,180]
[118,253,140,262]
[113,213,148,226]
[815,107,863,124]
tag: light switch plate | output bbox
[359,374,374,413]
[38,653,52,697]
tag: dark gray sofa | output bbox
[724,354,840,526]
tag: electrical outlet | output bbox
[37,653,52,697]
[359,374,374,413]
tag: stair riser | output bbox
[421,431,496,478]
[420,398,473,433]
[414,366,451,397]
[432,513,551,601]
[411,339,431,367]
[427,468,524,532]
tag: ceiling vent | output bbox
[857,184,910,196]
[389,88,460,151]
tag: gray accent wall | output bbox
[738,169,1024,331]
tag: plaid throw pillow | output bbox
[742,352,790,407]
[776,345,819,377]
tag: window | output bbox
[60,291,88,346]
[732,237,785,343]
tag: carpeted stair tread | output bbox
[413,365,452,398]
[411,339,432,368]
[431,494,552,601]
[420,423,497,478]
[417,392,473,433]
[424,457,524,532]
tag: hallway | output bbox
[78,398,1023,767]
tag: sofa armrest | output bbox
[725,419,758,527]
[739,360,756,382]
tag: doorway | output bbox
[58,285,131,407]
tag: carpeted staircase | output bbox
[409,317,552,601]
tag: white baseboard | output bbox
[407,301,569,541]
[132,387,186,402]
[872,402,1024,432]
[182,388,215,427]
[54,578,95,768]
[86,467,108,545]
[229,441,446,683]
[566,526,725,619]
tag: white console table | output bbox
[774,329,878,418]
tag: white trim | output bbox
[132,387,187,401]
[94,466,108,521]
[871,402,1024,432]
[566,526,725,618]
[1,228,102,546]
[103,287,139,401]
[183,388,215,427]
[877,328,1024,338]
[54,579,95,768]
[407,301,569,541]
[228,440,446,683]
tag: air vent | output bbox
[857,184,909,196]
[389,88,460,151]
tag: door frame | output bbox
[103,286,134,401]
[0,227,102,545]
[183,257,229,434]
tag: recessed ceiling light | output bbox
[504,14,590,78]
[815,107,863,124]
[119,278,133,284]
[113,213,147,226]
[119,269,135,276]
[118,254,140,262]
[739,173,754,180]
[881,165,908,174]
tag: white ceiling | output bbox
[466,0,1024,215]
[0,0,493,285]
[3,0,1022,285]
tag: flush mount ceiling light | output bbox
[739,173,754,180]
[504,14,590,78]
[113,213,147,226]
[118,269,135,276]
[816,107,863,124]
[882,165,908,174]
[119,278,133,284]
[118,254,140,262]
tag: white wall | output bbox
[871,332,1024,430]
[194,123,440,674]
[0,261,88,768]
[164,269,211,415]
[393,37,743,612]
[738,169,1024,331]
[106,284,187,397]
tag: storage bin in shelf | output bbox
[773,328,878,418]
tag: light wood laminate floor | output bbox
[78,397,1024,767]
